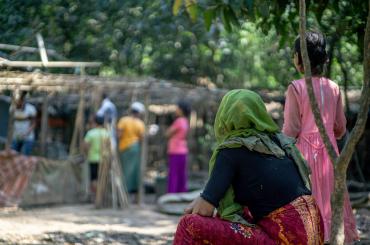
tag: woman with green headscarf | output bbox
[173,89,324,245]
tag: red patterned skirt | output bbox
[173,195,324,245]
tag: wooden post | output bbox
[92,86,103,112]
[0,60,101,68]
[138,87,151,205]
[109,122,118,209]
[69,68,86,155]
[95,140,111,208]
[5,90,17,150]
[40,93,49,156]
[78,67,86,154]
[0,43,65,60]
[69,89,85,155]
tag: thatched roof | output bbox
[0,71,362,115]
[0,71,227,114]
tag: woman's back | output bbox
[202,146,311,221]
[283,77,358,243]
[283,77,346,146]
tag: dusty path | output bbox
[0,204,369,244]
[0,204,180,244]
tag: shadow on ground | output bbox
[0,230,174,245]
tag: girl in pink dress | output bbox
[283,31,358,244]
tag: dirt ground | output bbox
[0,204,369,244]
[0,204,179,245]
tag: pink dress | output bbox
[283,77,358,243]
[167,117,189,193]
[168,117,189,154]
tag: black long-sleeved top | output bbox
[201,147,311,221]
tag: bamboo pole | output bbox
[5,90,17,150]
[0,43,65,59]
[110,123,118,209]
[138,87,151,205]
[69,88,85,155]
[0,60,101,68]
[36,33,49,65]
[40,93,49,156]
[95,140,111,208]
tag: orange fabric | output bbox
[117,116,145,151]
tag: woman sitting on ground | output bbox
[173,89,324,245]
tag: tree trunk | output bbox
[330,2,370,240]
[325,35,338,78]
[299,0,370,244]
[299,0,339,163]
[337,50,351,115]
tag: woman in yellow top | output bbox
[117,102,145,194]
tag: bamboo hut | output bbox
[0,70,367,207]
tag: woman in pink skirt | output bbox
[166,101,190,193]
[283,31,358,243]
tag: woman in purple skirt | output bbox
[166,101,190,193]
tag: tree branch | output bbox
[330,1,370,244]
[337,50,350,114]
[336,0,370,173]
[299,0,339,164]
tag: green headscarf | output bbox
[209,89,310,226]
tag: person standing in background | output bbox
[97,93,117,124]
[166,101,190,193]
[83,115,109,198]
[11,91,37,156]
[117,102,145,196]
[282,30,358,243]
[97,93,118,147]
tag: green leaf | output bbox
[204,8,215,31]
[228,7,240,28]
[173,0,183,16]
[221,6,232,32]
[245,0,254,10]
[257,1,269,18]
[185,0,197,22]
[242,0,254,20]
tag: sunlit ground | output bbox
[0,204,179,244]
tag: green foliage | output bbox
[196,122,216,169]
[173,0,198,22]
[199,0,367,53]
[174,0,366,87]
[173,0,183,16]
[0,0,364,89]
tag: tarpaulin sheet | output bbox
[0,150,37,207]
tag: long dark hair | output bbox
[294,30,328,75]
[177,100,191,117]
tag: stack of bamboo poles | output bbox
[95,124,129,209]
